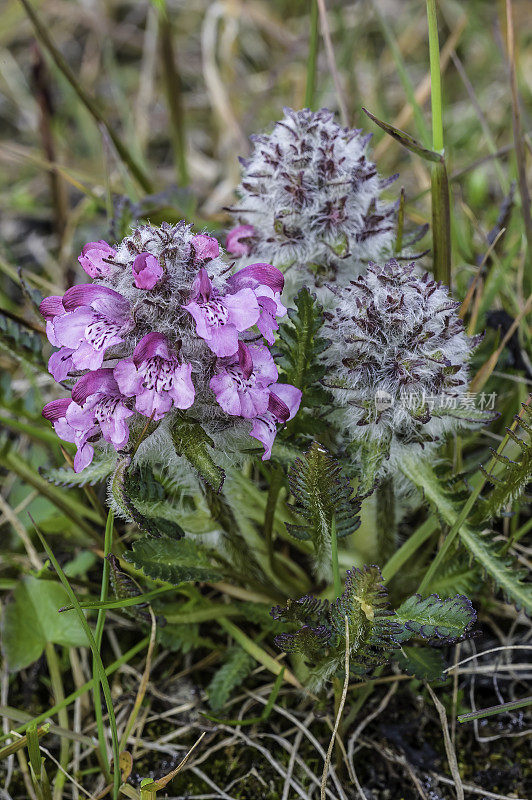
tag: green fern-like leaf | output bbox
[41,455,117,488]
[271,565,476,688]
[401,453,532,613]
[158,623,214,654]
[427,557,481,597]
[286,442,361,579]
[472,402,532,523]
[330,565,400,656]
[124,537,223,585]
[394,593,477,643]
[207,647,255,711]
[277,288,329,406]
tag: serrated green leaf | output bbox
[277,287,328,408]
[401,454,532,613]
[472,408,532,523]
[171,416,225,492]
[2,577,88,671]
[427,559,480,597]
[157,623,215,654]
[350,435,391,497]
[394,593,476,643]
[124,537,222,584]
[41,455,116,488]
[207,647,255,711]
[394,647,446,681]
[286,442,361,579]
[0,311,47,372]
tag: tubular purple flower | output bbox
[42,397,94,473]
[49,285,132,372]
[78,240,117,278]
[183,268,259,357]
[192,234,220,262]
[132,252,164,290]
[227,263,287,344]
[114,332,195,420]
[69,368,134,462]
[226,225,256,257]
[210,342,279,418]
[250,382,302,459]
[39,295,65,347]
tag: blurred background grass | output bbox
[1,0,530,290]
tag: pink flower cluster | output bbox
[41,231,301,471]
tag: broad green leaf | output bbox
[124,537,222,584]
[394,593,476,643]
[2,577,88,671]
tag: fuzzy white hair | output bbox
[323,260,483,475]
[229,107,396,296]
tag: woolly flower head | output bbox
[226,107,396,295]
[323,260,488,476]
[40,222,301,473]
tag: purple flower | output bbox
[71,368,133,458]
[250,383,302,460]
[39,295,65,347]
[132,252,164,290]
[78,240,116,278]
[227,263,287,344]
[226,225,256,256]
[114,332,195,420]
[43,397,93,473]
[183,268,259,357]
[47,285,131,374]
[40,295,74,381]
[210,342,278,418]
[192,234,220,262]
[42,369,134,473]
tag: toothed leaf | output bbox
[124,537,222,585]
[394,593,476,643]
[41,455,116,488]
[286,442,361,579]
[207,647,255,711]
[171,415,225,493]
